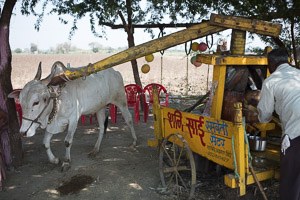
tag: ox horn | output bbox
[41,64,57,85]
[52,61,69,72]
[34,62,42,80]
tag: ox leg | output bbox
[43,131,59,164]
[61,120,77,171]
[89,108,106,157]
[118,105,137,148]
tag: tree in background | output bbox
[56,42,72,54]
[14,48,22,53]
[89,42,102,53]
[30,43,38,53]
[0,0,23,176]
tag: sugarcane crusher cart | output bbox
[150,15,283,199]
[51,13,283,200]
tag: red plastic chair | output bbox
[13,89,23,126]
[81,114,97,126]
[143,83,169,122]
[110,84,144,124]
[81,105,115,126]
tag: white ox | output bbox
[9,62,137,171]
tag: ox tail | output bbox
[104,116,109,135]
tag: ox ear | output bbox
[34,62,42,80]
[8,90,20,99]
[41,65,57,86]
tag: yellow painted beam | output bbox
[230,29,246,55]
[47,14,282,85]
[52,22,226,83]
[196,54,268,65]
[224,169,276,188]
[253,123,275,131]
[210,13,282,37]
[233,103,246,196]
[246,169,275,186]
[211,65,226,119]
[253,123,276,138]
[147,138,159,147]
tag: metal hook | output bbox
[185,40,192,56]
[206,34,214,50]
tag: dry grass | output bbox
[11,52,212,96]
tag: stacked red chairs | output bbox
[111,84,144,124]
[13,89,23,126]
[143,83,169,122]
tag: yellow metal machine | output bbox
[52,14,282,199]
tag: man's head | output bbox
[267,49,289,73]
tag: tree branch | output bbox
[272,37,286,48]
[291,20,299,68]
[250,9,300,21]
[98,22,200,29]
[0,0,17,27]
[126,0,133,33]
[118,11,129,33]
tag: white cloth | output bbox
[257,63,300,139]
[281,134,290,155]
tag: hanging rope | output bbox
[184,41,192,96]
[158,26,165,85]
[158,26,165,56]
[206,35,213,92]
[231,133,240,179]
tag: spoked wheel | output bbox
[159,133,196,199]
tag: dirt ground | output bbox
[1,112,162,200]
[0,106,279,200]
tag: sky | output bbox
[9,2,267,52]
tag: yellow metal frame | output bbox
[151,15,281,195]
[196,55,268,66]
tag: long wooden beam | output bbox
[49,14,282,86]
[210,13,282,37]
[99,21,202,29]
[50,22,226,85]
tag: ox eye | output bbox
[32,101,39,106]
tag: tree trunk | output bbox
[0,0,23,168]
[290,20,299,68]
[125,0,142,88]
[127,30,142,87]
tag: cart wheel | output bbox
[159,133,196,199]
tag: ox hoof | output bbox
[88,149,98,158]
[129,143,136,150]
[50,158,60,165]
[61,162,71,172]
